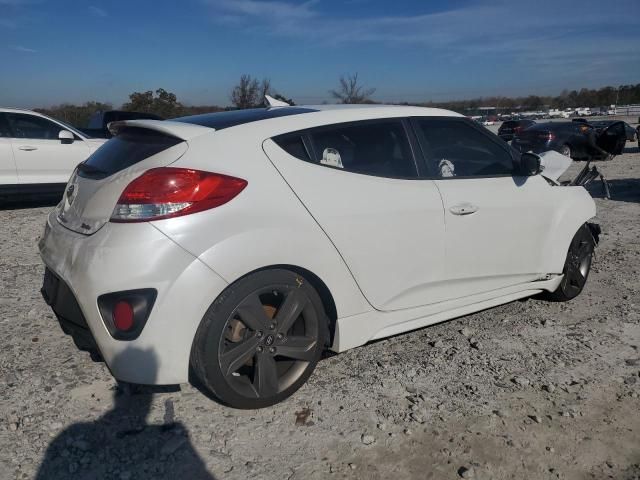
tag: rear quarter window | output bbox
[273,120,418,179]
[273,134,312,162]
[79,128,182,179]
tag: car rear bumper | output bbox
[41,268,103,360]
[39,210,228,384]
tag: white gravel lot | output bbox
[0,141,639,480]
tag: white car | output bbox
[39,104,599,408]
[0,108,106,199]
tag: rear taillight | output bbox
[111,167,247,222]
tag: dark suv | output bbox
[497,119,536,142]
[512,121,626,160]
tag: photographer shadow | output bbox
[36,347,216,479]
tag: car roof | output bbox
[174,104,462,130]
[0,107,40,115]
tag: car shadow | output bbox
[36,347,217,479]
[587,178,640,204]
[0,196,60,210]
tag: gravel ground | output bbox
[1,143,639,480]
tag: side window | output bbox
[273,133,312,162]
[6,113,63,140]
[0,114,12,138]
[415,119,515,178]
[309,121,416,178]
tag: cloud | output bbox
[207,0,316,21]
[204,0,638,51]
[204,0,639,85]
[10,45,37,53]
[88,5,108,17]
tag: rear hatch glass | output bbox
[78,128,182,180]
[57,128,187,235]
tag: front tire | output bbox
[190,269,328,409]
[542,225,596,302]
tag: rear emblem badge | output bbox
[66,183,77,205]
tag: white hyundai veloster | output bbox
[39,104,603,408]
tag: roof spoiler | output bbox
[108,119,213,141]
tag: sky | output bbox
[1,0,639,108]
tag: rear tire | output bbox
[542,225,595,302]
[190,269,328,409]
[559,144,572,158]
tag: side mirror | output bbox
[59,130,75,144]
[520,152,542,176]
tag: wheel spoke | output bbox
[277,336,317,361]
[220,337,260,376]
[564,260,585,292]
[275,289,308,333]
[235,293,271,331]
[571,266,586,288]
[253,354,279,397]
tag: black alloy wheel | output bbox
[542,225,595,302]
[191,269,328,409]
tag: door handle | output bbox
[18,146,38,151]
[450,203,478,216]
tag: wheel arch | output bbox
[539,187,598,280]
[230,264,338,347]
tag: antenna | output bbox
[265,95,290,107]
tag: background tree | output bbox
[230,75,274,109]
[122,88,184,118]
[329,73,376,104]
[521,95,543,110]
[35,101,113,127]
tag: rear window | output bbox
[501,121,518,128]
[78,128,182,179]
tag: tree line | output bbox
[34,74,640,128]
[416,84,640,112]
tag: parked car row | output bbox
[588,120,637,142]
[0,109,169,200]
[0,108,107,199]
[511,121,627,161]
[497,119,536,142]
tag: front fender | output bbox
[539,186,597,275]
